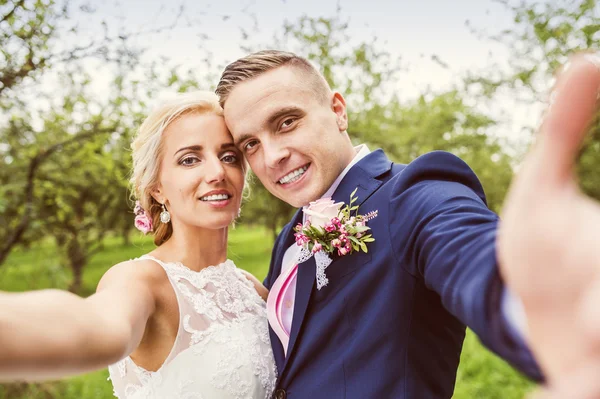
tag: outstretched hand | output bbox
[498,53,600,387]
[527,362,600,399]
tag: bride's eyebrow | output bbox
[174,145,203,156]
[220,143,236,150]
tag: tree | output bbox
[351,91,513,212]
[466,0,600,199]
[0,0,191,266]
[1,0,66,96]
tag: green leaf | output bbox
[359,241,368,252]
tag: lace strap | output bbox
[136,254,169,268]
[134,255,184,292]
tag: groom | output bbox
[216,50,600,397]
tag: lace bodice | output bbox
[108,255,277,399]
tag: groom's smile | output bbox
[276,164,311,186]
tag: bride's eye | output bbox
[179,156,200,166]
[221,153,239,164]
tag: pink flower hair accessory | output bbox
[133,200,153,234]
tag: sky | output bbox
[53,0,549,144]
[83,0,517,93]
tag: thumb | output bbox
[528,53,600,190]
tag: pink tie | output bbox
[266,263,299,356]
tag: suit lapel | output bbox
[330,149,391,206]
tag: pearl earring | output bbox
[160,203,171,224]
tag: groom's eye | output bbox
[280,117,297,130]
[244,140,259,153]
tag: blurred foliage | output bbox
[467,0,599,100]
[466,0,600,199]
[1,0,66,97]
[351,92,512,213]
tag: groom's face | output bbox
[223,66,352,207]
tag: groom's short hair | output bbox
[216,50,331,107]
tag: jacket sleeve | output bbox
[389,151,543,381]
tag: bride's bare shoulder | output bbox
[97,257,169,291]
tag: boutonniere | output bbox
[295,188,378,290]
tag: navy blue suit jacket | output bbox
[264,150,541,398]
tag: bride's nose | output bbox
[204,156,226,184]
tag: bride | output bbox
[0,91,277,398]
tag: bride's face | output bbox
[154,112,245,231]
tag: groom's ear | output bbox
[331,92,348,132]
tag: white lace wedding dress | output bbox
[108,255,277,399]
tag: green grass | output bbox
[0,226,534,398]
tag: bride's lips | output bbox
[198,189,233,209]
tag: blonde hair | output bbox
[130,91,225,246]
[216,50,331,107]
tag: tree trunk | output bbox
[67,240,87,294]
[68,258,85,294]
[0,129,112,268]
[122,226,131,246]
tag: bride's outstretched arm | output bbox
[0,260,159,382]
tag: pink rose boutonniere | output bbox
[295,189,378,289]
[303,198,344,228]
[134,201,153,234]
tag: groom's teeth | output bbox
[200,194,230,201]
[279,166,308,184]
